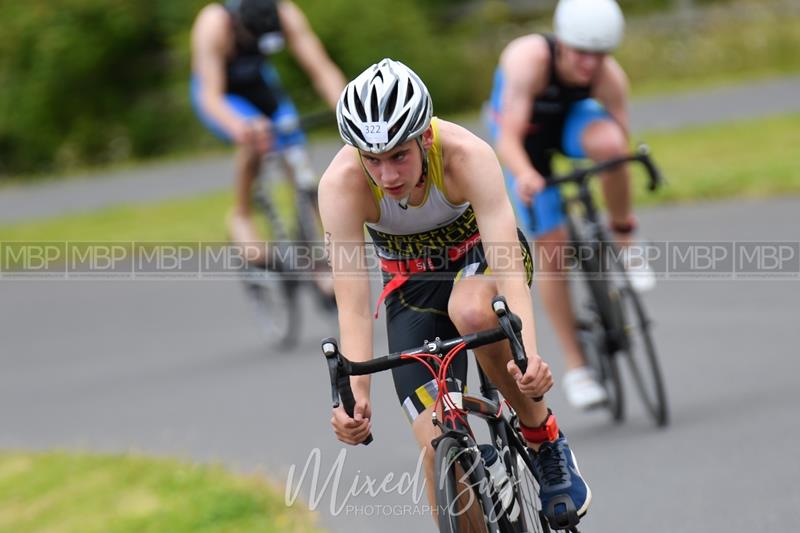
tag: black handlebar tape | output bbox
[337,374,373,446]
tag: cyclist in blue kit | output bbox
[488,0,655,411]
[190,0,345,264]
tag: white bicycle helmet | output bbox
[554,0,625,53]
[336,58,433,154]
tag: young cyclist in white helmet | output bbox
[487,0,654,411]
[322,58,592,529]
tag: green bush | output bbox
[0,0,797,179]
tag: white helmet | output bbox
[337,58,433,154]
[554,0,625,53]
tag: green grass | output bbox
[620,2,800,97]
[632,113,800,205]
[0,113,798,243]
[0,451,322,533]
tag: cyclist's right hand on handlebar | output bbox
[331,397,372,445]
[507,352,553,399]
[516,171,547,206]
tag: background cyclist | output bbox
[190,0,345,264]
[488,0,654,411]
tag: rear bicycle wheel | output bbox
[435,437,497,533]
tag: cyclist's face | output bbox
[359,139,423,198]
[559,44,606,85]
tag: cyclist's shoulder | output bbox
[192,4,231,44]
[593,56,629,95]
[437,118,492,158]
[194,3,229,28]
[500,33,550,67]
[319,147,369,195]
[499,35,550,91]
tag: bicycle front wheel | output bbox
[242,269,300,349]
[435,437,497,533]
[617,283,669,426]
[505,437,550,533]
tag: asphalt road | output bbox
[2,76,800,224]
[2,196,799,532]
[2,76,800,532]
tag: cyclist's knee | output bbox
[448,288,496,333]
[581,121,627,161]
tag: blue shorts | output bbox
[190,64,306,150]
[488,69,611,238]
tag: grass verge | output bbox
[0,113,798,242]
[0,451,321,533]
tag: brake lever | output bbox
[322,337,341,408]
[492,296,543,402]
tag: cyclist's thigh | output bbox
[385,277,468,424]
[190,77,264,143]
[561,98,613,158]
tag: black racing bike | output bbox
[241,111,336,348]
[546,145,669,426]
[322,296,582,532]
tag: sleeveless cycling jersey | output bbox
[529,34,593,133]
[223,1,286,115]
[364,118,479,259]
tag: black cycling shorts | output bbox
[382,230,533,423]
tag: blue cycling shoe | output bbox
[529,432,592,529]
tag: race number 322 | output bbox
[363,122,388,144]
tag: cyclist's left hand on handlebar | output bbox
[331,398,372,446]
[506,354,553,399]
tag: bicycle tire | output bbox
[242,270,300,349]
[435,436,498,533]
[616,282,669,426]
[567,215,626,420]
[597,239,669,427]
[576,306,625,422]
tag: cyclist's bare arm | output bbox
[318,148,376,443]
[495,35,550,184]
[191,5,253,139]
[592,57,631,138]
[280,1,346,109]
[318,148,376,394]
[441,121,552,396]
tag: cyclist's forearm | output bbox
[199,92,250,138]
[311,63,346,110]
[497,135,540,181]
[338,311,374,395]
[497,279,540,357]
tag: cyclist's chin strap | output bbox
[610,215,638,236]
[519,409,559,444]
